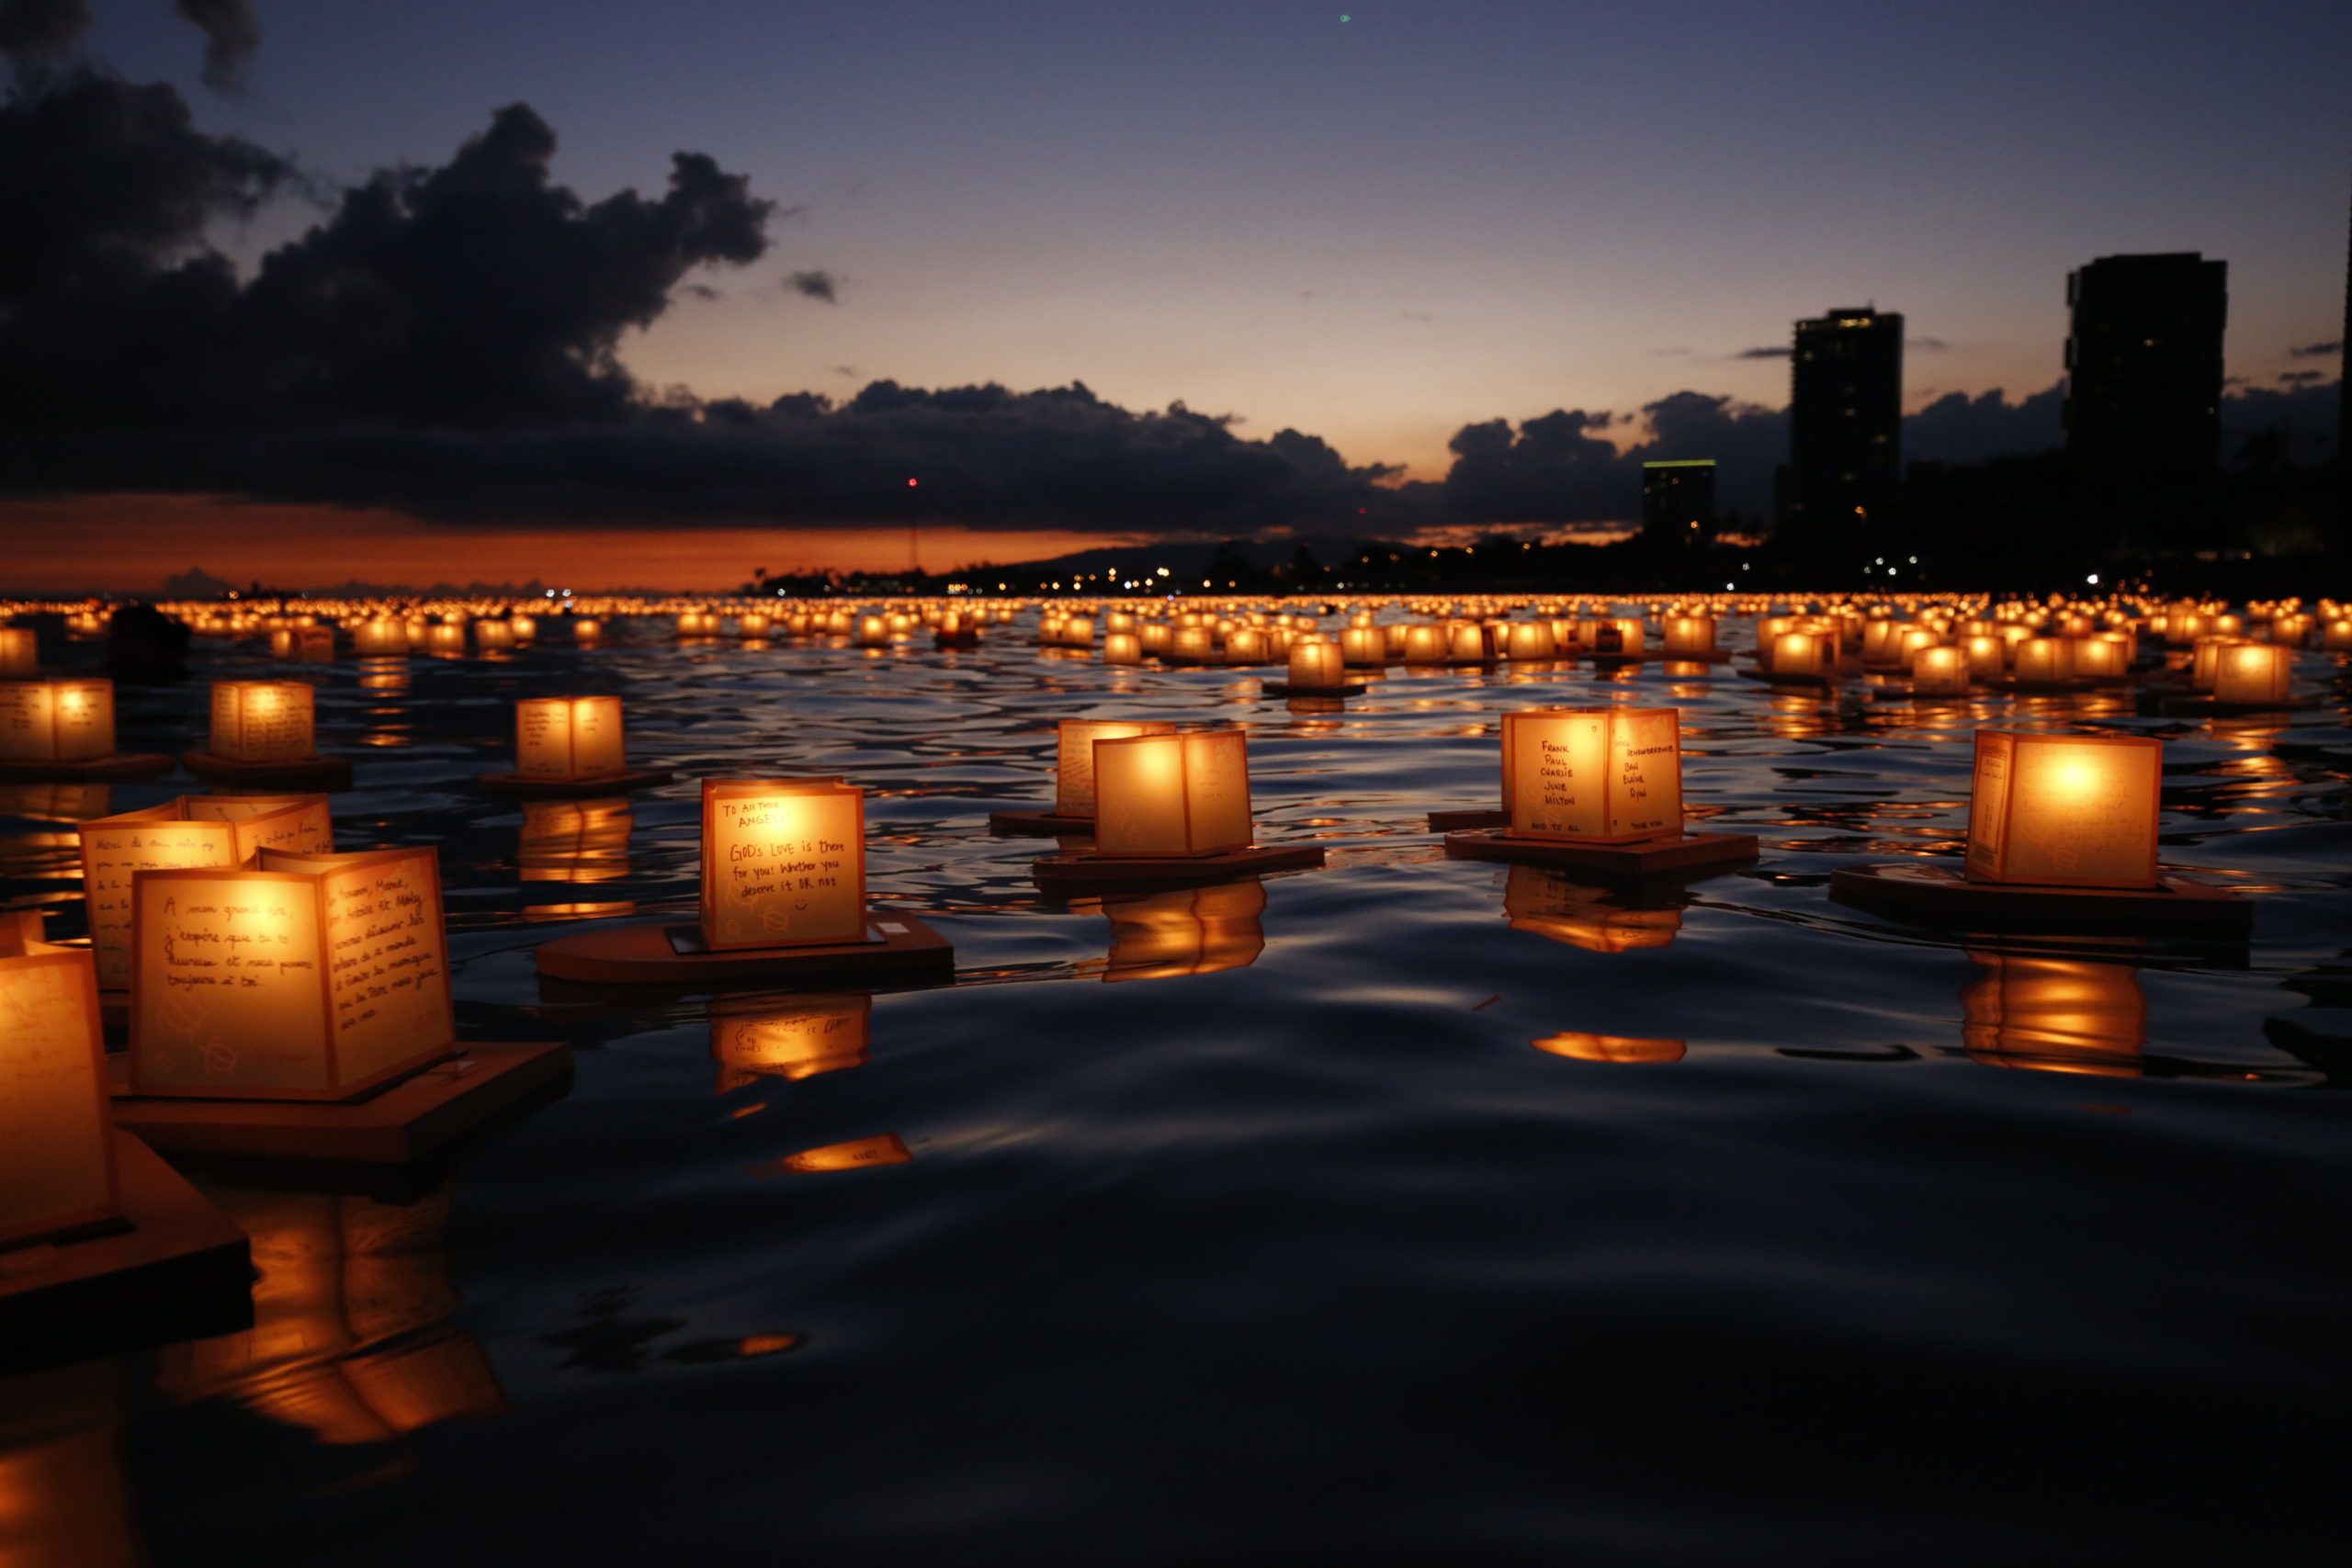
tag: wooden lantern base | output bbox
[1828,863,2251,938]
[1443,829,1758,879]
[1735,667,1838,689]
[0,752,174,782]
[0,1134,251,1337]
[987,807,1097,837]
[476,766,675,798]
[1263,682,1369,698]
[180,750,355,791]
[2154,693,2322,718]
[1427,807,1510,831]
[534,913,955,987]
[107,1043,572,1165]
[1033,842,1326,891]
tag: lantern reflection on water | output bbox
[1532,1032,1687,1064]
[1961,953,2144,1077]
[0,678,115,763]
[1092,730,1252,857]
[0,943,118,1247]
[1101,878,1267,981]
[1502,864,1680,953]
[1501,707,1681,843]
[518,797,633,884]
[1055,720,1177,818]
[1967,731,2160,889]
[700,778,865,949]
[712,993,872,1091]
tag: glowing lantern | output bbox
[1063,616,1096,647]
[1505,623,1556,660]
[739,612,772,638]
[2321,618,2352,652]
[1967,731,2159,889]
[1662,615,1716,658]
[514,695,628,780]
[474,620,516,651]
[1911,644,1967,694]
[571,617,604,642]
[1104,631,1142,664]
[1340,626,1385,667]
[0,943,117,1247]
[1447,623,1488,662]
[677,611,719,637]
[80,794,332,988]
[129,846,452,1099]
[1093,730,1252,857]
[209,681,318,762]
[1225,627,1271,665]
[1532,1032,1686,1064]
[422,623,465,655]
[0,626,35,674]
[1102,880,1267,981]
[1403,625,1447,665]
[700,779,866,949]
[1056,719,1177,817]
[2074,635,2131,682]
[1139,624,1173,657]
[1769,631,1829,678]
[352,620,407,656]
[712,994,871,1091]
[1961,953,2144,1077]
[2013,637,2074,685]
[509,614,538,640]
[1963,635,2006,679]
[854,615,888,648]
[1171,626,1215,662]
[1501,707,1681,843]
[2212,642,2292,705]
[1286,638,1346,691]
[269,626,334,661]
[0,678,116,762]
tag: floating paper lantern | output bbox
[1225,627,1271,665]
[1170,626,1215,662]
[0,678,115,762]
[473,620,516,651]
[1532,1032,1686,1065]
[353,619,409,657]
[1505,623,1556,660]
[269,626,334,661]
[80,795,332,987]
[1447,624,1488,662]
[2073,635,2131,683]
[1340,626,1385,667]
[1769,630,1830,678]
[0,943,117,1247]
[209,681,317,762]
[1103,631,1142,664]
[1967,731,2159,889]
[1501,707,1681,843]
[509,614,538,640]
[1402,625,1447,665]
[2323,618,2352,652]
[712,994,872,1091]
[676,611,719,637]
[1961,953,2144,1076]
[514,695,628,780]
[1102,880,1267,981]
[571,617,604,642]
[1093,730,1252,857]
[700,779,866,949]
[1911,644,1967,694]
[1139,623,1173,658]
[739,612,772,638]
[424,623,467,655]
[2212,642,2292,705]
[1963,634,2006,679]
[1286,638,1346,691]
[129,846,453,1100]
[2013,637,2074,685]
[1055,719,1177,817]
[0,626,35,674]
[1662,615,1716,658]
[854,615,889,648]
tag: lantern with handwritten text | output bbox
[2212,642,2292,705]
[1093,730,1252,857]
[209,681,318,762]
[1966,731,2159,889]
[514,695,628,781]
[0,678,115,762]
[0,942,117,1246]
[1501,707,1681,843]
[1286,637,1346,691]
[129,846,453,1100]
[1910,644,1967,694]
[80,795,331,987]
[700,779,866,949]
[1055,719,1177,818]
[0,626,35,674]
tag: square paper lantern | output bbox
[0,944,118,1247]
[1501,707,1681,843]
[209,681,318,762]
[1103,631,1142,665]
[1055,719,1176,818]
[1911,644,1968,694]
[1287,638,1345,690]
[1093,730,1252,857]
[0,626,35,674]
[1663,616,1716,658]
[270,626,334,661]
[571,617,604,642]
[81,795,332,987]
[474,620,516,651]
[1770,631,1829,678]
[514,695,628,780]
[129,846,453,1100]
[0,678,116,762]
[354,619,409,657]
[1967,731,2159,889]
[700,779,866,950]
[2013,637,2075,685]
[1340,626,1385,667]
[2212,642,2292,705]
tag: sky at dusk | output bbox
[3,0,2347,591]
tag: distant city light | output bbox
[2086,572,2101,585]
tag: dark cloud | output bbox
[2221,378,2339,466]
[1731,344,1791,359]
[0,0,89,62]
[784,267,837,302]
[1906,335,1950,351]
[172,0,258,94]
[831,364,859,378]
[680,282,720,301]
[2288,340,2341,358]
[2277,369,2324,385]
[1904,382,2064,464]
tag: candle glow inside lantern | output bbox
[1340,626,1385,666]
[2013,637,2075,685]
[2212,642,2292,705]
[473,620,516,651]
[1967,731,2159,889]
[1662,615,1716,658]
[209,681,318,762]
[0,626,35,674]
[1103,631,1142,665]
[129,846,453,1100]
[1092,730,1253,857]
[81,794,333,987]
[514,695,628,780]
[353,620,408,657]
[1055,719,1177,818]
[1911,644,1967,694]
[700,779,866,949]
[1501,707,1681,843]
[0,678,116,762]
[571,617,604,642]
[1286,638,1346,691]
[1769,630,1829,678]
[0,943,118,1247]
[424,624,466,655]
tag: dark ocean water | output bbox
[5,614,2348,1566]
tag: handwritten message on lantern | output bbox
[700,780,866,949]
[1054,719,1176,817]
[1093,730,1252,857]
[0,679,115,762]
[0,949,118,1247]
[209,681,317,761]
[80,795,331,987]
[515,696,628,780]
[1967,731,2160,889]
[129,846,453,1100]
[1503,708,1682,842]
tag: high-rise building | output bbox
[2063,253,2227,471]
[1641,459,1715,546]
[1784,307,1902,537]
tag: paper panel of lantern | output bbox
[514,696,628,780]
[1287,638,1345,689]
[128,846,454,1100]
[0,946,119,1247]
[1092,730,1252,857]
[1054,720,1176,818]
[0,679,115,762]
[700,779,866,949]
[1966,731,2159,889]
[80,795,332,987]
[209,681,317,761]
[1502,708,1681,843]
[0,626,35,674]
[2212,643,2292,705]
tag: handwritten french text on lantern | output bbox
[1054,720,1176,817]
[80,795,331,987]
[1092,731,1252,856]
[0,949,118,1247]
[209,682,317,761]
[1503,708,1681,842]
[700,781,866,949]
[0,679,115,762]
[515,696,627,780]
[1966,731,2160,889]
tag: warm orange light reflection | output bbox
[1102,879,1267,980]
[1501,864,1681,953]
[1961,952,2145,1077]
[518,797,633,884]
[1532,1032,1687,1064]
[711,993,872,1091]
[775,1134,911,1173]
